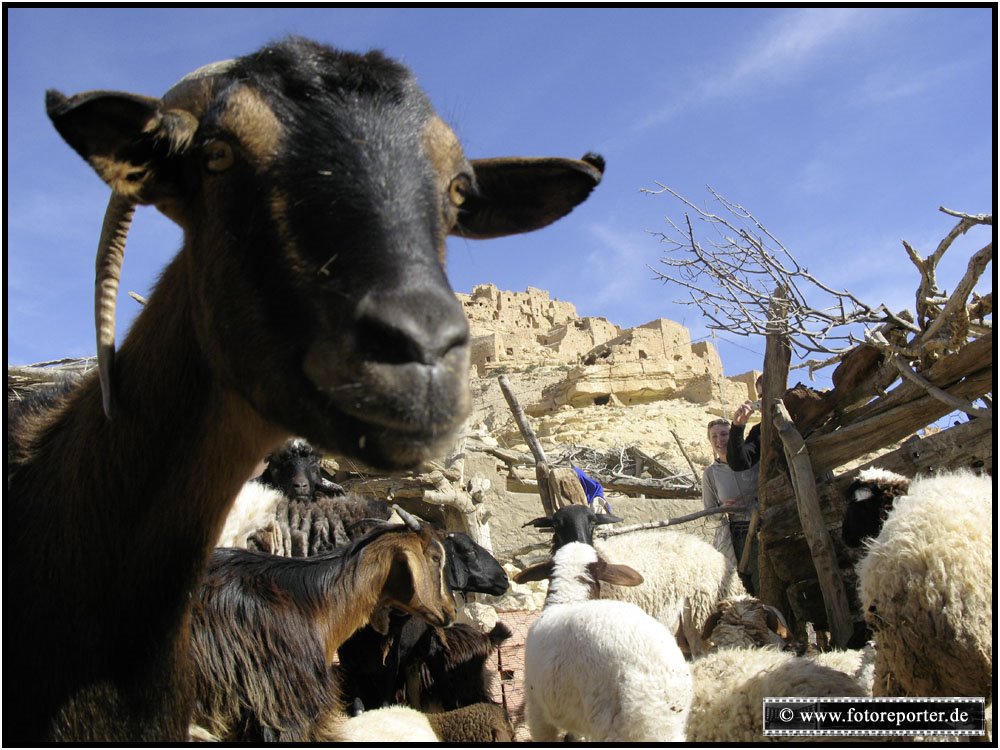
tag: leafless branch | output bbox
[645,187,992,374]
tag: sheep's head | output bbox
[514,541,643,606]
[700,596,791,651]
[523,504,623,552]
[263,438,323,500]
[46,36,604,469]
[842,468,910,547]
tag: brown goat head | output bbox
[45,36,604,470]
[378,525,456,628]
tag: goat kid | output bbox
[8,36,603,741]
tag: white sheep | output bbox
[687,647,867,742]
[327,702,514,743]
[700,595,792,651]
[214,480,285,549]
[526,505,746,656]
[598,528,747,656]
[855,469,992,701]
[811,644,877,696]
[516,542,694,742]
[328,706,439,742]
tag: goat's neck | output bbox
[314,538,401,664]
[18,255,286,633]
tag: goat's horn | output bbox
[95,192,137,419]
[392,504,422,532]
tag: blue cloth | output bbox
[574,467,609,512]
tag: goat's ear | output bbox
[522,516,555,529]
[593,560,643,588]
[455,153,604,239]
[444,550,469,591]
[513,560,554,584]
[46,89,192,203]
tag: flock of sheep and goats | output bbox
[6,36,992,744]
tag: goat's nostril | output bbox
[356,288,469,366]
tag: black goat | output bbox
[8,35,602,742]
[256,437,344,501]
[403,620,513,712]
[337,531,509,711]
[842,468,911,548]
[191,512,454,741]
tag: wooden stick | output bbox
[668,430,701,483]
[891,354,992,419]
[595,505,738,538]
[774,402,853,647]
[497,374,555,516]
[738,508,760,575]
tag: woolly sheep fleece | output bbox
[596,528,745,655]
[331,706,439,742]
[687,648,866,742]
[524,598,693,742]
[856,470,992,699]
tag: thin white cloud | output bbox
[627,8,879,139]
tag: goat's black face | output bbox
[47,36,604,470]
[443,533,509,596]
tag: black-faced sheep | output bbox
[515,542,694,742]
[526,503,745,656]
[255,437,344,501]
[247,493,395,556]
[7,35,602,741]
[854,469,992,702]
[842,467,911,548]
[190,512,455,741]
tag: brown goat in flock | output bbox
[6,36,603,741]
[190,514,454,741]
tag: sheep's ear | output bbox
[593,561,643,587]
[522,516,555,529]
[513,560,554,584]
[594,513,623,525]
[700,610,723,641]
[763,605,791,641]
[46,89,192,203]
[455,153,604,239]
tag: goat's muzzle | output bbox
[302,340,471,469]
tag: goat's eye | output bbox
[448,175,472,207]
[204,140,235,172]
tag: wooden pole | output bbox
[669,429,701,483]
[497,374,556,516]
[757,286,792,615]
[595,505,738,538]
[774,401,853,647]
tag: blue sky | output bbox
[6,7,994,389]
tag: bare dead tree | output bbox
[644,184,992,379]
